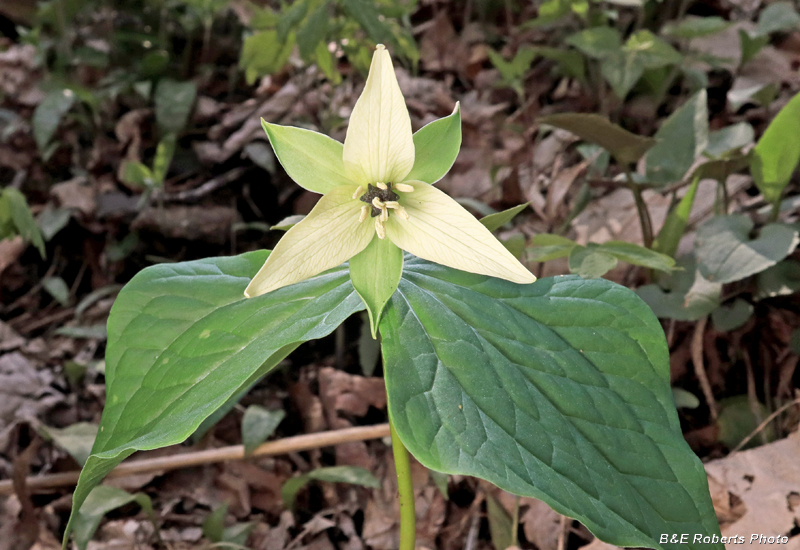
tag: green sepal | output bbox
[405,103,461,184]
[349,235,403,339]
[261,119,351,194]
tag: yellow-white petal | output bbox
[343,45,414,186]
[245,186,375,297]
[385,181,536,284]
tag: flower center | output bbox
[352,182,413,239]
[359,183,399,217]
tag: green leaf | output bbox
[672,388,700,409]
[37,206,72,241]
[527,233,578,262]
[486,492,515,550]
[539,113,656,165]
[757,2,800,35]
[751,91,800,204]
[277,0,308,42]
[241,405,285,455]
[756,259,800,299]
[636,257,722,321]
[653,176,700,258]
[152,133,177,185]
[716,396,773,450]
[566,27,622,59]
[568,244,618,278]
[281,466,380,508]
[121,160,154,189]
[55,325,108,339]
[314,39,341,84]
[662,16,730,39]
[239,30,295,84]
[704,122,754,158]
[695,215,799,283]
[598,241,676,272]
[38,422,98,466]
[262,120,351,194]
[297,2,328,59]
[72,486,153,550]
[202,503,227,543]
[350,235,404,338]
[154,79,197,134]
[4,188,46,257]
[739,30,768,65]
[645,90,709,185]
[480,203,529,232]
[32,89,75,152]
[340,0,393,47]
[711,299,753,332]
[405,104,462,184]
[43,276,70,306]
[63,251,364,546]
[382,258,721,549]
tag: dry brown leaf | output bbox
[131,205,240,243]
[520,497,563,550]
[419,12,469,73]
[705,431,800,542]
[50,177,96,216]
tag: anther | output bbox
[375,219,386,239]
[384,201,400,209]
[394,183,414,193]
[380,208,388,222]
[371,197,385,209]
[376,182,388,190]
[359,205,369,223]
[395,205,409,220]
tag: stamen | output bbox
[380,208,388,222]
[376,182,388,190]
[395,205,409,220]
[352,186,364,200]
[394,183,414,193]
[375,218,386,239]
[359,205,369,223]
[384,201,400,209]
[371,197,385,209]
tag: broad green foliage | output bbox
[203,503,255,546]
[711,299,753,332]
[381,258,721,549]
[480,203,530,232]
[121,133,177,191]
[528,234,675,278]
[281,466,381,508]
[661,16,730,39]
[653,177,700,258]
[539,113,656,165]
[63,251,365,545]
[645,91,708,185]
[240,30,296,84]
[38,423,97,467]
[751,91,800,204]
[637,258,722,321]
[695,215,799,283]
[567,28,681,98]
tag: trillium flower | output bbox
[245,44,535,300]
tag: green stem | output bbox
[390,417,416,550]
[769,199,781,223]
[624,171,654,248]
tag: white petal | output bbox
[245,186,375,297]
[385,182,536,284]
[343,45,414,186]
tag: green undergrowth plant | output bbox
[63,45,721,550]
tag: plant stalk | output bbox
[624,171,654,248]
[390,417,416,550]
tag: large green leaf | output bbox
[751,90,800,204]
[63,251,364,546]
[381,258,721,550]
[695,215,799,283]
[32,89,75,152]
[405,104,462,184]
[154,79,196,134]
[262,120,351,194]
[539,113,656,165]
[645,90,708,186]
[637,257,722,321]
